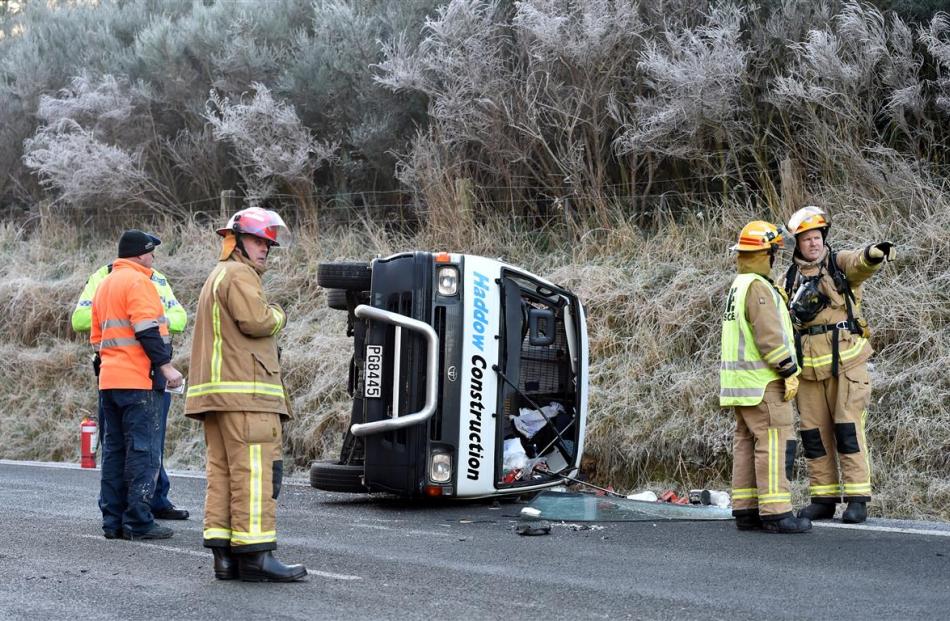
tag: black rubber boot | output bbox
[212,548,239,581]
[841,501,867,524]
[797,502,836,521]
[237,551,307,582]
[762,515,812,534]
[734,513,763,531]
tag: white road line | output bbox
[0,459,308,486]
[353,523,456,538]
[814,521,950,538]
[77,534,362,580]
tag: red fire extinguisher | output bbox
[80,416,98,469]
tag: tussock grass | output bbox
[1,198,947,520]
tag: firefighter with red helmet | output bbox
[783,206,895,524]
[185,207,306,581]
[720,221,811,534]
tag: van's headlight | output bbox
[429,451,452,483]
[437,266,459,296]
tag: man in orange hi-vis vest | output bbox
[91,230,184,540]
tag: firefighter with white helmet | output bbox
[783,206,895,524]
[185,206,306,581]
[720,221,811,533]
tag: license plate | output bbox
[364,345,383,398]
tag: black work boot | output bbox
[123,524,174,540]
[762,515,812,534]
[153,505,190,520]
[797,502,836,521]
[841,501,867,524]
[212,548,239,580]
[237,551,307,582]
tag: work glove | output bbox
[783,375,799,402]
[867,242,896,263]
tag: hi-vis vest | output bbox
[72,265,187,334]
[720,273,796,407]
[90,259,171,390]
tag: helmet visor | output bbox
[788,206,826,235]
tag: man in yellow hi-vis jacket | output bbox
[783,206,894,524]
[72,239,190,522]
[185,207,306,582]
[720,221,811,534]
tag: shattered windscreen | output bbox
[525,491,733,522]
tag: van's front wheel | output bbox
[309,460,366,493]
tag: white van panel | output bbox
[456,256,503,496]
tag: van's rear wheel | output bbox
[309,460,366,493]
[325,288,348,310]
[317,262,371,291]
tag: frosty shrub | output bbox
[920,12,950,116]
[612,3,749,164]
[22,73,178,212]
[22,121,170,212]
[205,83,339,213]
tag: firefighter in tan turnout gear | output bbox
[185,207,306,582]
[783,207,894,524]
[720,221,811,534]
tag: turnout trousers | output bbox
[797,364,872,504]
[202,411,284,552]
[731,381,795,519]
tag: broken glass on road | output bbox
[525,491,733,522]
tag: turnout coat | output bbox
[185,251,289,419]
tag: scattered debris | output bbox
[516,520,552,536]
[553,522,606,532]
[626,491,658,502]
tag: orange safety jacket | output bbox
[90,259,171,390]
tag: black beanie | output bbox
[118,230,161,258]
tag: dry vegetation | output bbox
[1,192,947,520]
[1,1,949,519]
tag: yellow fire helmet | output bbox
[787,205,829,236]
[731,220,785,252]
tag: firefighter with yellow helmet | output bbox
[783,206,895,524]
[720,221,811,533]
[185,206,307,581]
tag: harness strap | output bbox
[802,321,861,336]
[794,331,804,370]
[831,326,840,377]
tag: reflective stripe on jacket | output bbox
[720,273,798,407]
[783,248,881,381]
[185,252,288,419]
[90,259,171,390]
[72,265,187,333]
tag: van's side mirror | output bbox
[528,307,555,346]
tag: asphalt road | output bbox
[1,461,949,620]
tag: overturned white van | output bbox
[310,252,589,498]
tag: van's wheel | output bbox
[325,288,348,311]
[309,460,366,493]
[317,262,371,291]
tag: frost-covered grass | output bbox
[1,192,947,521]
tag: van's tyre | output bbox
[317,262,371,291]
[325,288,348,311]
[309,460,366,493]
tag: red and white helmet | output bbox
[217,207,291,247]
